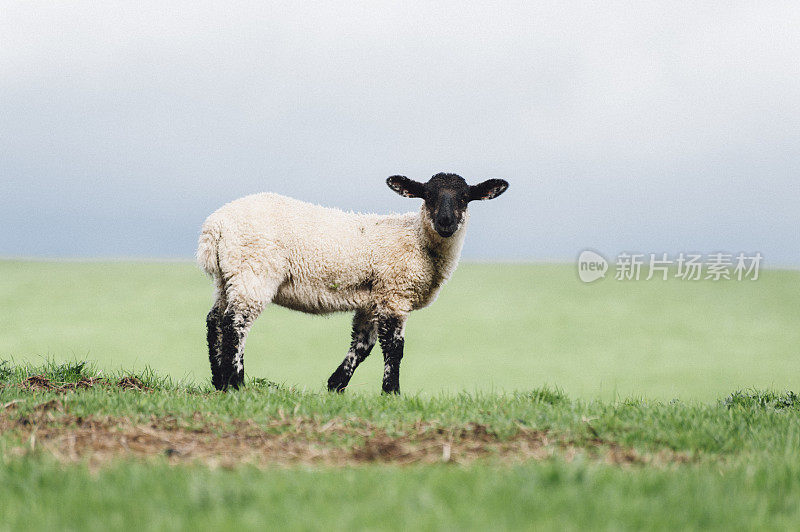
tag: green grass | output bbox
[2,360,800,455]
[0,260,798,400]
[2,261,800,529]
[5,458,800,531]
[3,363,800,530]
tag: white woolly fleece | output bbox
[197,192,467,319]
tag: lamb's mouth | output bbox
[434,226,457,238]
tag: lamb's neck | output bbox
[416,205,468,280]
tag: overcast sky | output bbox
[1,2,798,264]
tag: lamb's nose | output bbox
[437,213,454,226]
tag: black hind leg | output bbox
[219,311,241,389]
[211,273,274,391]
[206,305,224,390]
[218,309,258,390]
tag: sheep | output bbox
[197,172,509,393]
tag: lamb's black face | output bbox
[386,173,510,238]
[422,173,470,237]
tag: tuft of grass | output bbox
[516,386,567,405]
[0,360,188,393]
[110,365,180,391]
[41,360,91,383]
[0,358,99,384]
[0,360,12,382]
[722,389,800,410]
[249,376,283,390]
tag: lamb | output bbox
[196,172,509,393]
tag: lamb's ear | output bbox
[386,175,425,198]
[469,179,509,201]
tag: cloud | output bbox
[1,2,798,263]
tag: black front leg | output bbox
[328,311,377,392]
[378,314,407,394]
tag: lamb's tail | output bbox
[196,218,223,277]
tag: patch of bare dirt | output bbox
[20,375,55,391]
[116,376,149,391]
[0,406,690,469]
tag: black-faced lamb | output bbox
[197,172,509,393]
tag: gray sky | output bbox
[1,2,798,264]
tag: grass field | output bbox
[1,260,800,530]
[1,260,798,399]
[3,362,800,529]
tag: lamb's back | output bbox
[205,193,423,302]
